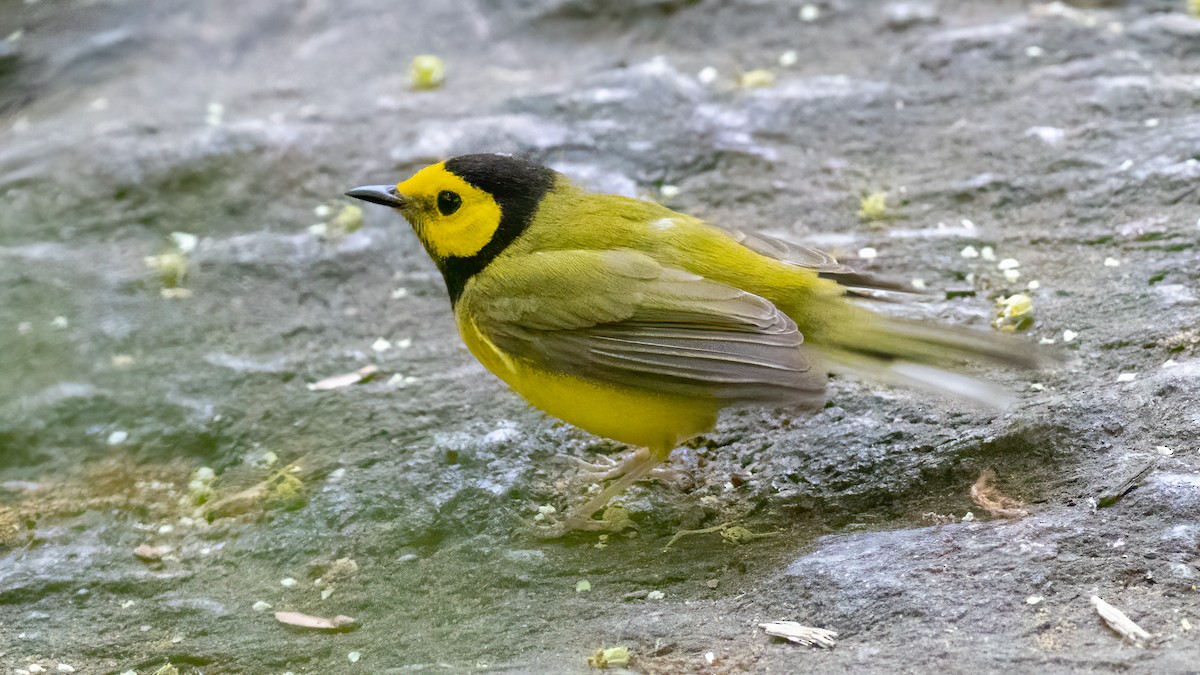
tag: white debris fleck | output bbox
[1062,329,1078,342]
[483,426,520,444]
[1155,446,1173,456]
[1025,45,1046,58]
[280,577,298,587]
[1116,373,1136,383]
[348,651,361,663]
[799,4,820,22]
[390,287,409,299]
[705,651,715,664]
[1027,280,1041,290]
[1025,126,1064,145]
[1004,269,1021,283]
[107,430,129,445]
[960,245,980,259]
[56,666,75,674]
[1161,359,1177,369]
[1117,159,1134,171]
[696,66,718,85]
[50,315,69,330]
[979,246,996,262]
[778,50,799,67]
[371,338,392,353]
[910,278,927,291]
[575,579,591,593]
[1039,337,1056,345]
[1103,257,1121,267]
[252,601,273,612]
[962,511,975,522]
[997,258,1020,270]
[157,524,174,535]
[205,101,225,126]
[396,338,413,349]
[659,185,680,198]
[314,204,333,218]
[1183,618,1193,631]
[28,666,46,674]
[857,247,878,260]
[170,232,199,253]
[1026,596,1043,605]
[960,218,976,229]
[1030,383,1045,391]
[647,590,665,600]
[1143,118,1160,128]
[759,621,837,648]
[386,374,419,388]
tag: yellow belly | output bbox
[457,316,717,452]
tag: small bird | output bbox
[348,154,1046,536]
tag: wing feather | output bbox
[465,250,825,406]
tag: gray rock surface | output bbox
[1,0,1198,672]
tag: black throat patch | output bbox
[436,154,556,305]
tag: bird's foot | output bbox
[560,449,686,486]
[529,450,664,539]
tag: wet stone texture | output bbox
[1,0,1198,672]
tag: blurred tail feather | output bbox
[814,315,1061,407]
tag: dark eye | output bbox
[437,190,462,216]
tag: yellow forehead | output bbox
[397,162,481,201]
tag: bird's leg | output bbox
[533,447,666,538]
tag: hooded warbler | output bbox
[348,154,1047,536]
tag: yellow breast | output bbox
[456,314,718,453]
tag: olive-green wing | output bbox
[464,249,825,406]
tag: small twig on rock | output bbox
[662,521,779,552]
[663,522,734,551]
[274,611,359,632]
[1096,460,1157,508]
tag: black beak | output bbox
[345,185,406,208]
